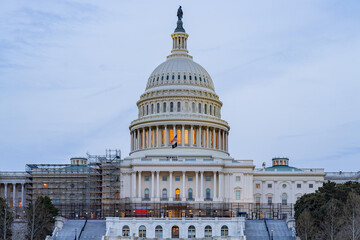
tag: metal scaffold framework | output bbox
[26,149,122,219]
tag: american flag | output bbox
[170,134,178,144]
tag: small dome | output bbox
[146,55,215,92]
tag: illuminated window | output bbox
[140,132,143,147]
[162,129,165,145]
[193,129,196,145]
[145,131,148,147]
[210,131,213,147]
[215,131,218,148]
[177,129,181,144]
[169,129,173,144]
[43,184,48,188]
[256,184,260,189]
[151,130,153,147]
[255,196,260,203]
[175,188,180,200]
[205,130,207,146]
[18,201,22,207]
[184,129,189,144]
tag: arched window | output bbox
[157,103,160,113]
[204,104,207,114]
[188,225,196,238]
[122,225,130,236]
[142,106,144,116]
[206,188,211,200]
[192,102,195,113]
[175,188,180,200]
[146,105,149,115]
[151,104,154,114]
[214,106,216,116]
[162,188,167,199]
[139,225,146,238]
[198,103,201,113]
[188,188,193,199]
[172,75,174,80]
[163,102,166,113]
[204,225,212,237]
[209,105,212,115]
[221,225,229,236]
[177,102,181,112]
[170,102,174,112]
[155,225,163,238]
[144,188,149,199]
[282,193,287,205]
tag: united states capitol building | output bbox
[1,7,358,240]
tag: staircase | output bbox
[79,220,106,239]
[266,220,294,240]
[245,220,295,240]
[53,220,85,240]
[245,220,269,240]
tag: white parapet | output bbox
[104,217,246,239]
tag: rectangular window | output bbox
[206,176,211,181]
[309,184,313,188]
[210,131,213,147]
[141,132,143,147]
[255,197,260,203]
[198,103,201,113]
[188,176,193,181]
[236,190,241,200]
[215,131,218,148]
[268,184,272,188]
[170,102,174,112]
[151,130,153,147]
[297,184,301,188]
[193,129,196,145]
[236,176,241,181]
[256,183,260,189]
[145,131,148,147]
[162,129,165,145]
[162,176,167,181]
[184,129,189,144]
[144,176,149,181]
[151,104,154,114]
[268,197,272,205]
[163,102,166,112]
[177,102,181,112]
[169,129,173,144]
[175,176,180,181]
[192,102,195,113]
[177,129,181,144]
[204,104,207,114]
[157,103,160,113]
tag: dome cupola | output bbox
[129,7,230,158]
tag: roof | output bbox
[265,165,302,172]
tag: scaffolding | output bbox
[26,149,122,219]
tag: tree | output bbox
[339,192,360,240]
[26,196,59,240]
[296,209,316,240]
[318,198,341,240]
[0,198,13,240]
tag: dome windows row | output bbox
[147,72,213,89]
[139,100,220,117]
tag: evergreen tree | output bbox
[0,198,13,240]
[26,196,59,240]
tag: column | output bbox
[218,129,221,149]
[173,125,176,139]
[132,172,136,198]
[156,126,159,148]
[142,128,145,149]
[190,125,193,147]
[206,127,209,148]
[4,184,7,200]
[200,171,204,200]
[182,171,186,200]
[13,184,16,207]
[137,129,140,150]
[219,173,223,201]
[165,125,168,147]
[151,171,155,200]
[130,131,133,151]
[222,131,225,151]
[213,128,216,149]
[169,171,173,201]
[224,173,228,201]
[226,132,229,152]
[181,125,185,147]
[195,171,199,200]
[213,172,217,201]
[197,126,201,147]
[156,171,160,199]
[21,183,24,207]
[138,171,142,199]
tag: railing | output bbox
[204,198,213,201]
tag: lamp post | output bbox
[271,229,273,240]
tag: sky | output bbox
[0,0,359,172]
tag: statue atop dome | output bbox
[177,6,183,20]
[175,6,185,33]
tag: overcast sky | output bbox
[1,0,359,172]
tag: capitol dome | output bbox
[128,14,230,158]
